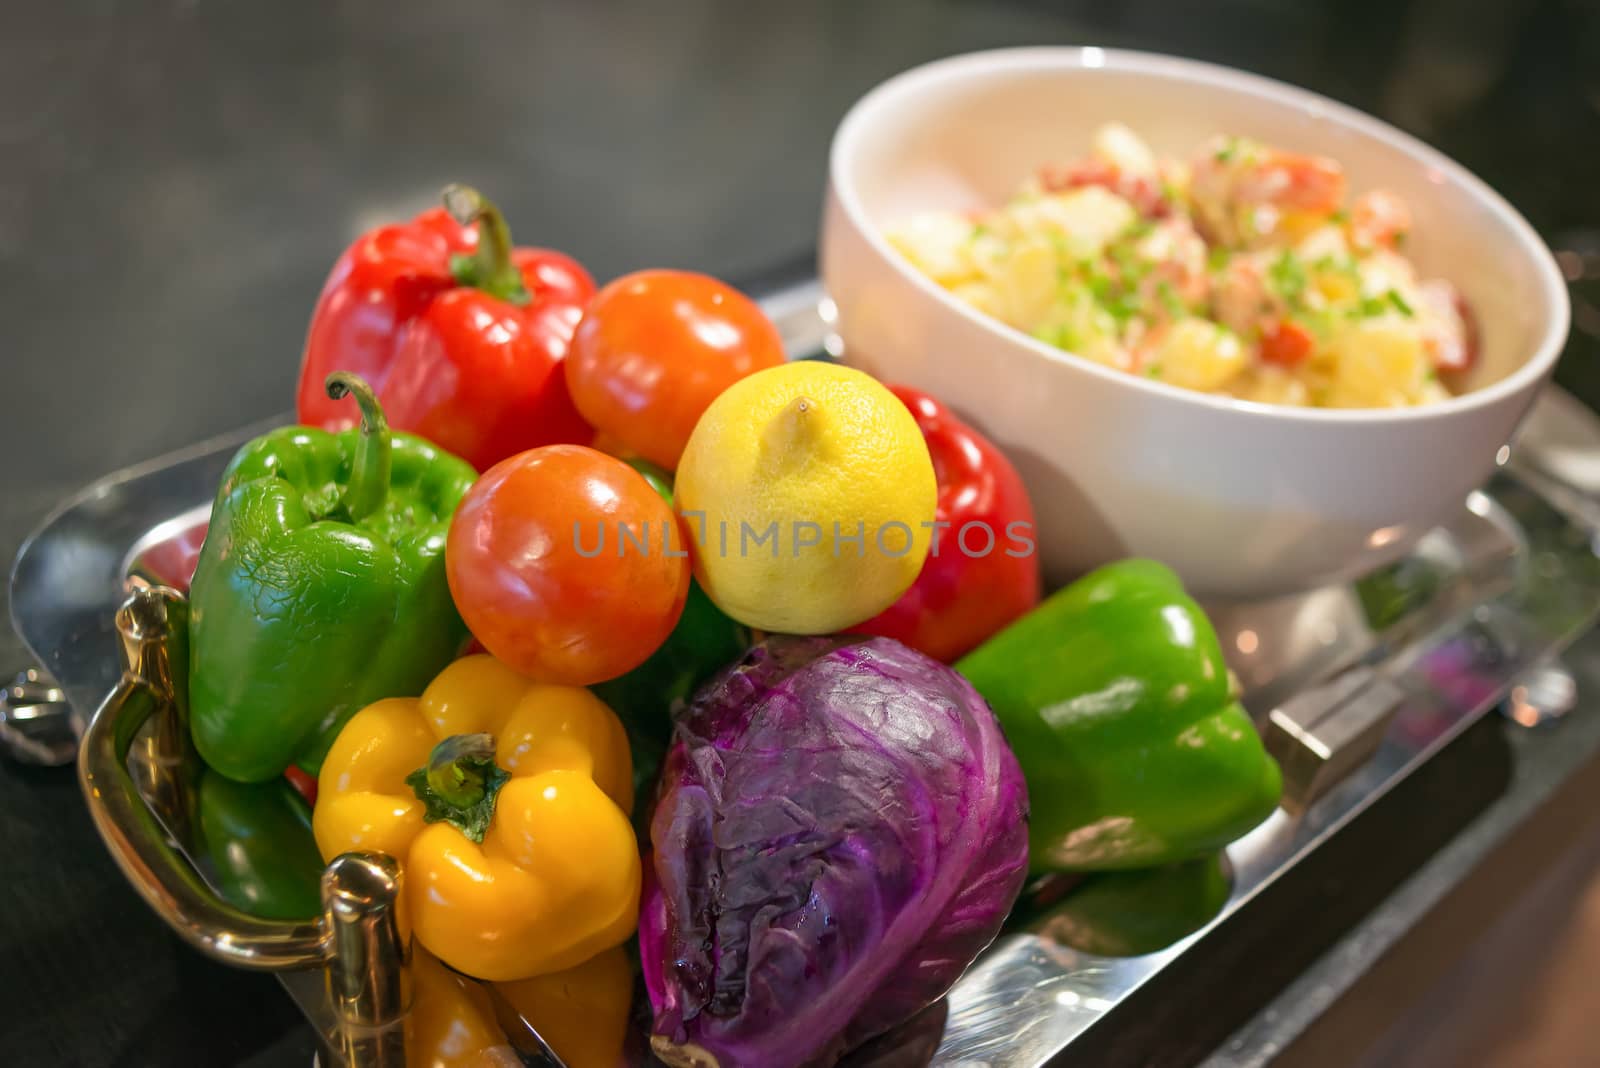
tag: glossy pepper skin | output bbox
[312,654,641,982]
[407,942,633,1068]
[858,385,1040,663]
[594,579,747,811]
[195,770,324,920]
[957,559,1282,872]
[296,185,593,472]
[496,945,634,1068]
[189,375,476,784]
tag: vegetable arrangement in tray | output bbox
[174,186,1282,1068]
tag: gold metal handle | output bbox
[79,585,329,968]
[76,586,412,1066]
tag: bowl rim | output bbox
[828,45,1572,427]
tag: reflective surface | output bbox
[76,584,414,1067]
[16,290,1600,1066]
[0,666,75,765]
[5,8,1596,1063]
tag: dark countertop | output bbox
[3,2,1598,1064]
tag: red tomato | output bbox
[445,445,690,685]
[1259,319,1316,367]
[565,270,787,470]
[856,386,1041,662]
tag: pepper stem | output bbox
[442,184,530,306]
[325,373,392,524]
[403,733,510,845]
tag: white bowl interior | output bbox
[843,52,1557,396]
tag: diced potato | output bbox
[1312,264,1360,306]
[989,236,1059,330]
[1324,318,1428,407]
[1296,225,1350,264]
[1000,186,1136,260]
[965,230,1012,279]
[1356,249,1419,300]
[887,212,980,285]
[1092,121,1158,178]
[1154,318,1248,391]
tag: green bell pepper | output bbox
[957,559,1281,872]
[196,770,325,920]
[595,458,749,809]
[189,373,476,783]
[1033,856,1231,956]
[594,579,747,800]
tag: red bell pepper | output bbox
[858,386,1041,662]
[282,765,318,807]
[296,185,594,471]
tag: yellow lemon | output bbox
[675,362,936,634]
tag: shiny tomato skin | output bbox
[446,445,690,686]
[565,270,787,470]
[856,386,1041,662]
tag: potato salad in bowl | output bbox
[889,122,1476,408]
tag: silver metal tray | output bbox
[14,283,1600,1067]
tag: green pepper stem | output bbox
[442,184,530,306]
[324,372,391,524]
[404,733,510,844]
[423,733,496,806]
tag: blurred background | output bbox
[2,1,1598,1064]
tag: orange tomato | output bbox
[445,445,689,685]
[565,270,787,470]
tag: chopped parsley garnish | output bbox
[1310,254,1363,289]
[1329,208,1349,224]
[1349,290,1414,319]
[1033,323,1083,352]
[1268,250,1308,305]
[1207,246,1232,273]
[1214,137,1241,163]
[1108,239,1148,284]
[1353,295,1392,318]
[971,222,990,239]
[1156,279,1186,319]
[1146,364,1164,379]
[1303,311,1335,341]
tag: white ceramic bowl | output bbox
[821,47,1569,599]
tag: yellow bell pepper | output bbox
[313,654,641,981]
[408,945,521,1067]
[408,943,633,1068]
[496,946,634,1068]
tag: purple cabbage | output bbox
[643,635,1029,1068]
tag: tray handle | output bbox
[77,585,410,1066]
